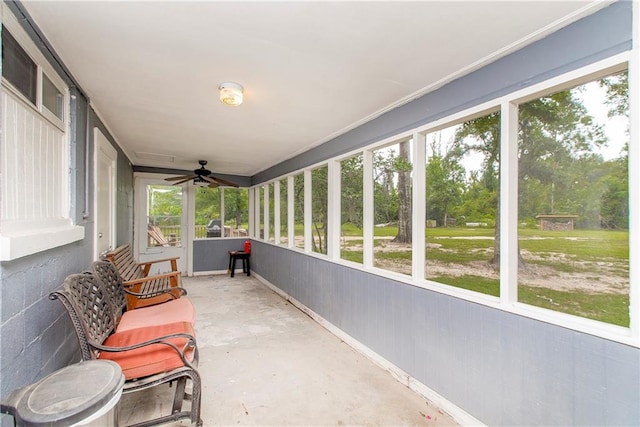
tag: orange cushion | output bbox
[116,297,196,332]
[99,322,196,380]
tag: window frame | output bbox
[251,51,638,347]
[0,8,81,261]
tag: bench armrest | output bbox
[140,257,179,276]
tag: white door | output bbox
[134,175,187,274]
[94,128,117,259]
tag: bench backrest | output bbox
[50,273,117,360]
[92,260,128,322]
[105,244,144,281]
[148,225,170,247]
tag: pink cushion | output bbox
[116,297,196,332]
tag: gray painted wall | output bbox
[193,238,250,272]
[251,242,639,426]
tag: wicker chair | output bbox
[91,261,196,332]
[104,245,181,310]
[50,273,202,427]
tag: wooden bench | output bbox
[105,245,181,310]
[50,272,202,426]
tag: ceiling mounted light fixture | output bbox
[219,82,244,106]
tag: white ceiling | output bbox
[22,1,607,177]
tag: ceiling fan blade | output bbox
[208,182,219,188]
[165,175,196,181]
[210,176,239,188]
[173,176,195,185]
[201,175,217,184]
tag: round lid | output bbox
[15,360,124,426]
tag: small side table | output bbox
[228,251,250,277]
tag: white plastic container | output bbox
[1,360,124,426]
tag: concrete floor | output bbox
[118,274,458,426]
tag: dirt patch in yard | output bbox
[346,240,629,295]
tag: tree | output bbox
[224,188,248,229]
[195,187,220,225]
[455,86,607,267]
[600,71,628,118]
[393,140,412,243]
[454,111,503,265]
[373,149,399,224]
[426,138,465,227]
[311,166,328,254]
[148,185,182,226]
[341,155,364,226]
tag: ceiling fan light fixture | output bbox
[193,176,209,187]
[219,82,243,106]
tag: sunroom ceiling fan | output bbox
[164,160,239,188]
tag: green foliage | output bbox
[224,188,249,228]
[195,187,220,226]
[440,73,630,233]
[426,143,465,227]
[518,286,629,327]
[599,70,628,118]
[279,178,288,232]
[431,275,500,297]
[312,166,328,254]
[518,229,628,259]
[148,185,182,226]
[433,275,629,327]
[341,249,363,264]
[341,156,364,227]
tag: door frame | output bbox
[133,172,189,274]
[93,127,117,260]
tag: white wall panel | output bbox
[1,91,67,221]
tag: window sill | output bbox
[0,220,85,261]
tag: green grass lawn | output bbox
[432,275,629,327]
[337,225,630,327]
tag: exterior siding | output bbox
[251,241,640,426]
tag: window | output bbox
[372,139,412,275]
[293,173,305,249]
[0,12,79,261]
[195,186,221,239]
[43,73,64,121]
[1,26,37,104]
[258,186,264,239]
[516,69,630,327]
[268,183,275,243]
[224,188,249,237]
[279,178,288,245]
[311,166,328,254]
[341,154,363,263]
[255,55,636,344]
[424,111,501,296]
[148,185,182,246]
